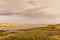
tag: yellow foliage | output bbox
[0,24,26,27]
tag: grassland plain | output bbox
[0,24,60,40]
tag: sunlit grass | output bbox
[0,24,60,40]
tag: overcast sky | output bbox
[0,0,60,24]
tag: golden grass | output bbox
[0,24,60,40]
[0,24,28,27]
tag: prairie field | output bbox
[0,24,60,40]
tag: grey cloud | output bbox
[0,0,60,24]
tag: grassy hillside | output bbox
[0,24,60,40]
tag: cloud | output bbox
[0,0,60,16]
[0,0,60,24]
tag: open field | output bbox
[0,24,60,40]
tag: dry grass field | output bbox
[0,24,60,40]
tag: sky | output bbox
[0,0,60,24]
